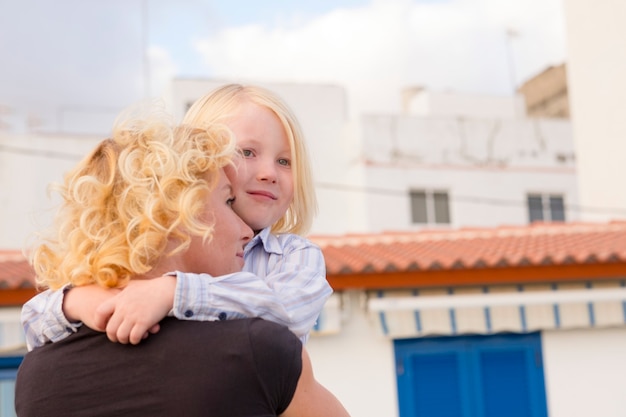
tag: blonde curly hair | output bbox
[31,108,236,290]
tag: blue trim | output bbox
[379,312,389,335]
[586,282,595,326]
[312,314,322,332]
[587,302,596,326]
[412,289,422,333]
[448,288,457,334]
[552,304,561,328]
[0,369,17,380]
[552,284,561,328]
[518,285,528,332]
[519,306,528,332]
[484,307,492,333]
[377,291,389,335]
[449,309,457,334]
[484,287,492,333]
[622,281,626,324]
[414,310,422,333]
[0,356,23,381]
[0,357,22,369]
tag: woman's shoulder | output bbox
[247,318,302,359]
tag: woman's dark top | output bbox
[15,317,302,417]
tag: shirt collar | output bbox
[245,227,284,256]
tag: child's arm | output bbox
[21,285,126,350]
[21,286,81,351]
[96,271,295,344]
[172,235,332,342]
[99,236,331,344]
[21,285,121,350]
[25,236,331,346]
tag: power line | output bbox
[315,182,626,216]
[0,144,82,161]
[2,147,625,217]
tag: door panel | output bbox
[395,333,547,417]
[410,353,465,417]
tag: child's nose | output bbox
[257,159,277,183]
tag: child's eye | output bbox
[240,149,253,158]
[226,197,236,207]
[278,158,291,167]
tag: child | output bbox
[21,84,332,348]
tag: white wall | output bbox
[309,293,626,417]
[364,165,578,231]
[0,80,579,248]
[564,0,626,221]
[404,90,527,120]
[361,114,578,231]
[167,80,578,236]
[307,291,398,417]
[0,308,25,348]
[542,327,626,417]
[362,116,574,168]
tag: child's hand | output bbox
[95,275,176,345]
[63,285,120,331]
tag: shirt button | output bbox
[184,310,194,318]
[218,312,227,321]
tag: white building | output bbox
[165,79,616,417]
[1,72,618,417]
[1,4,625,416]
[564,0,626,221]
[0,79,578,249]
[167,79,578,235]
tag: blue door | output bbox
[0,355,23,417]
[394,332,548,417]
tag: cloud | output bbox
[0,0,566,131]
[0,0,147,131]
[147,45,179,98]
[190,0,566,114]
[193,1,414,113]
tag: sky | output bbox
[0,0,567,134]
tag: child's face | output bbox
[181,169,252,275]
[226,101,294,232]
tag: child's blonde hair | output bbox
[31,106,236,290]
[183,84,317,236]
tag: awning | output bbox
[367,281,626,338]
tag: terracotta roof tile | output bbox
[310,221,626,275]
[0,250,36,289]
[2,221,626,289]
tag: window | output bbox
[410,190,450,224]
[527,194,565,223]
[394,333,548,417]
